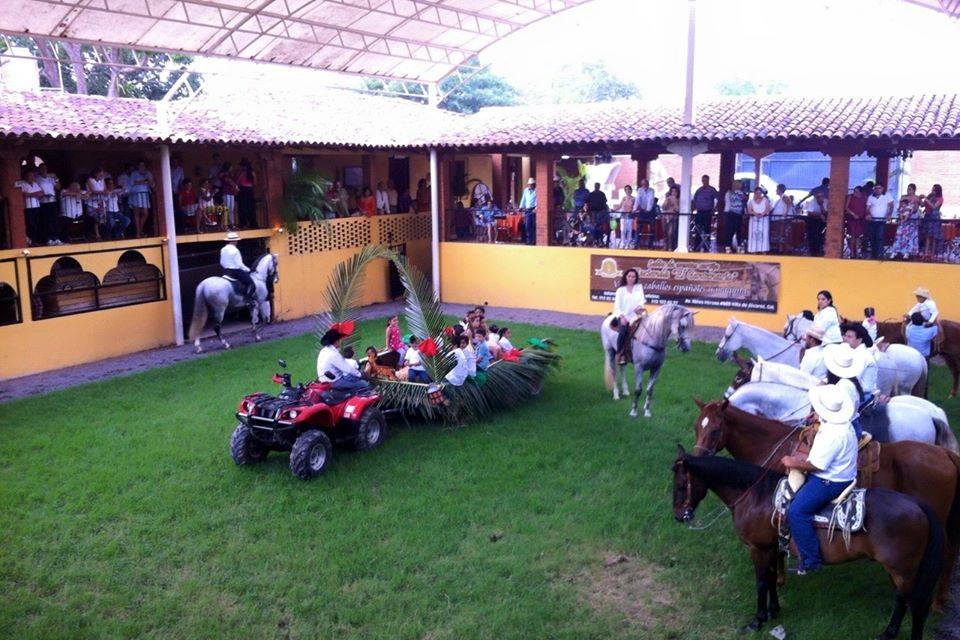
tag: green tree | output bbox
[438,68,519,114]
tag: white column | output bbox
[160,144,184,345]
[683,0,697,127]
[668,142,709,253]
[429,148,440,297]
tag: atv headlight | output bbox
[287,410,298,419]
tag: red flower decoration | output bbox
[443,326,455,336]
[419,337,438,357]
[331,320,355,336]
[501,348,521,362]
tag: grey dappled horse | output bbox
[600,303,696,418]
[188,253,279,353]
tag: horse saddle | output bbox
[773,478,867,535]
[221,274,250,297]
[790,425,881,488]
[614,313,649,362]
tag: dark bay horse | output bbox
[673,448,944,639]
[878,318,960,398]
[691,399,960,608]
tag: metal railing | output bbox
[843,217,960,264]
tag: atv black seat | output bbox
[319,388,361,405]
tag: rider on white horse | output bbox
[799,326,828,379]
[221,231,256,307]
[613,268,646,365]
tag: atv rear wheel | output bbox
[230,424,268,465]
[289,429,333,480]
[354,408,387,451]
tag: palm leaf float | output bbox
[282,171,337,233]
[316,247,562,422]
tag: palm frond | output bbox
[390,254,453,382]
[315,244,396,351]
[282,172,336,234]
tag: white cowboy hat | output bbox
[803,325,825,342]
[809,384,856,424]
[913,286,931,298]
[527,177,536,185]
[822,343,866,379]
[225,231,241,242]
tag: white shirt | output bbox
[807,420,858,483]
[909,298,938,324]
[498,336,514,352]
[376,189,390,213]
[106,190,120,213]
[220,243,248,271]
[614,284,646,322]
[171,165,184,193]
[445,348,469,386]
[387,188,398,207]
[803,198,826,216]
[37,174,58,203]
[632,187,655,213]
[814,306,842,344]
[854,344,879,395]
[465,344,477,377]
[771,197,789,217]
[60,193,84,219]
[862,319,877,342]
[17,180,42,209]
[316,345,362,381]
[800,345,827,380]
[404,347,424,372]
[866,193,894,219]
[486,335,500,352]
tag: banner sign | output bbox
[590,255,780,313]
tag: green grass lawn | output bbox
[1,318,958,639]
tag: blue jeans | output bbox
[108,211,130,238]
[408,369,430,383]
[788,476,850,570]
[523,210,536,245]
[331,375,369,394]
[868,219,886,259]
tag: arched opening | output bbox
[0,282,20,325]
[33,257,99,318]
[101,250,163,308]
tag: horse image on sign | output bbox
[590,255,780,313]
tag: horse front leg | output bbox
[642,365,662,418]
[629,369,643,418]
[251,304,262,342]
[608,349,621,401]
[744,548,774,632]
[876,594,907,640]
[214,308,230,350]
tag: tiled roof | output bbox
[2,90,959,150]
[434,94,960,148]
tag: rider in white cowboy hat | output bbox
[822,343,868,440]
[220,231,255,306]
[799,326,828,380]
[905,286,938,328]
[781,384,858,575]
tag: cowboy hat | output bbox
[913,286,931,299]
[808,384,856,424]
[527,177,536,185]
[803,325,825,342]
[822,343,866,379]
[319,321,355,346]
[225,231,241,242]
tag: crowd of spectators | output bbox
[171,153,258,233]
[322,177,427,219]
[15,160,155,246]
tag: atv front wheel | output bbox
[289,429,333,480]
[354,408,387,451]
[230,424,268,465]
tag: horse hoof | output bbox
[224,343,231,350]
[742,617,764,633]
[255,335,262,342]
[644,411,652,418]
[195,347,203,354]
[629,410,638,418]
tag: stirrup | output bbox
[857,433,872,449]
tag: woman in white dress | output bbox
[746,187,771,253]
[613,268,646,364]
[813,289,843,344]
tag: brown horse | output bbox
[691,399,960,608]
[673,448,944,639]
[877,319,960,397]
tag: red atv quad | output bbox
[231,359,386,480]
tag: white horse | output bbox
[783,313,927,397]
[188,253,279,353]
[716,317,801,365]
[727,381,958,452]
[600,303,696,418]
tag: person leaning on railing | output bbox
[691,174,719,252]
[866,184,894,260]
[844,186,868,259]
[920,184,944,260]
[746,186,771,254]
[661,185,680,251]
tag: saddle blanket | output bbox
[773,478,866,533]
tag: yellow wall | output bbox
[439,243,960,332]
[0,239,174,379]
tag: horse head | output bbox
[724,353,753,398]
[254,253,280,284]
[674,306,697,353]
[716,317,740,363]
[691,400,728,457]
[672,444,708,524]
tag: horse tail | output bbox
[187,284,209,341]
[604,354,615,390]
[933,413,959,454]
[910,499,945,610]
[911,356,928,398]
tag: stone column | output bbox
[533,153,555,246]
[491,153,508,207]
[0,149,27,248]
[718,149,736,193]
[437,154,453,240]
[825,152,851,259]
[874,152,891,191]
[260,151,285,229]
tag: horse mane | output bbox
[684,454,782,492]
[646,303,683,341]
[719,401,789,432]
[251,253,268,271]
